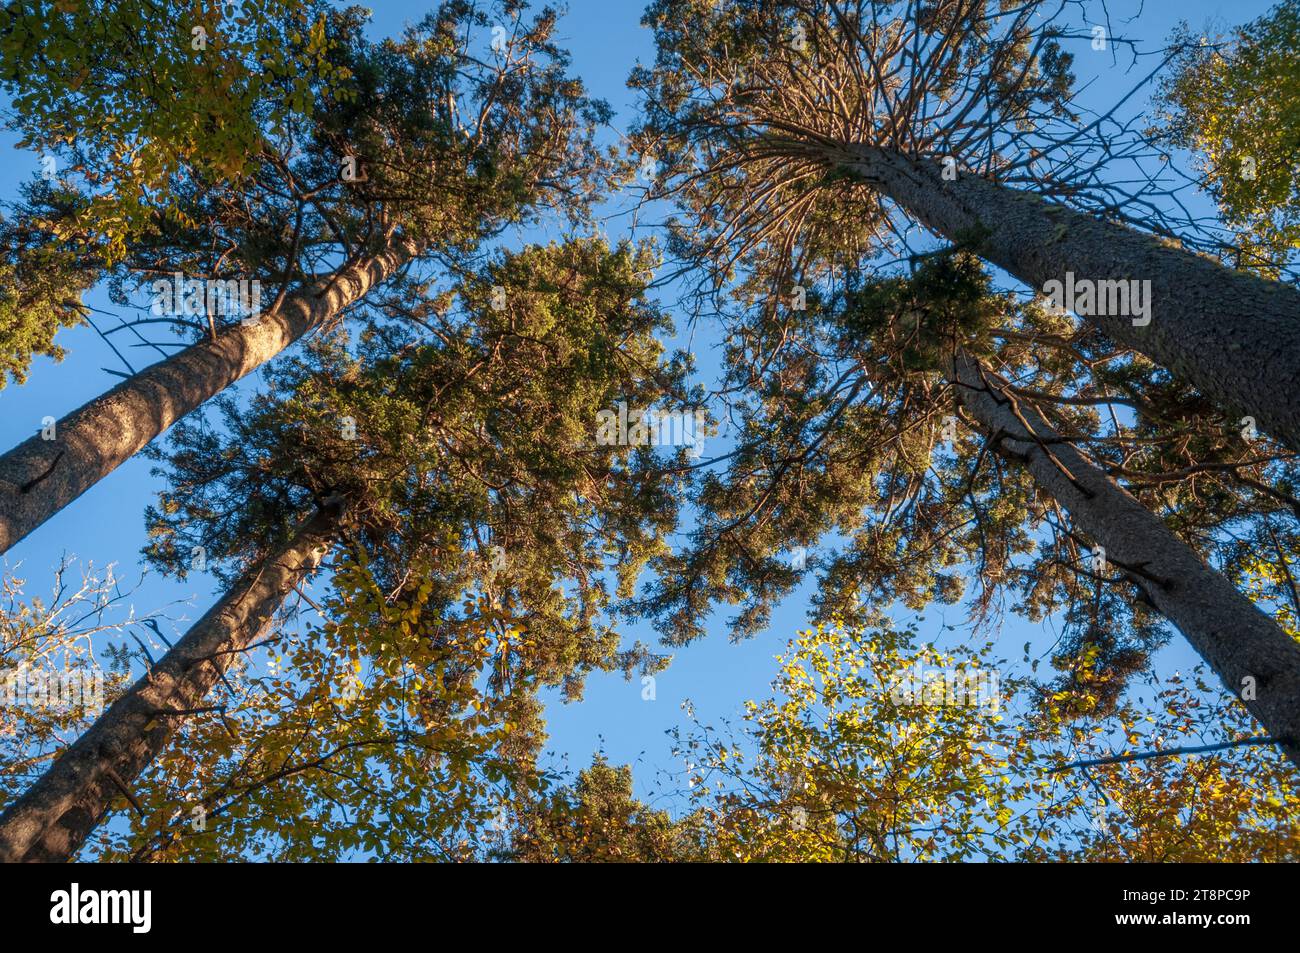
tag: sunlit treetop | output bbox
[0,0,618,385]
[1155,0,1300,277]
[0,0,350,251]
[675,619,1300,862]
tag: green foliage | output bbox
[495,757,710,862]
[836,252,1006,371]
[680,619,1048,861]
[0,0,348,254]
[0,191,102,387]
[634,254,1162,688]
[635,237,1300,717]
[0,1,664,856]
[1157,1,1300,275]
[144,238,689,694]
[97,238,695,858]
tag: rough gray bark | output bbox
[948,350,1300,771]
[0,238,415,556]
[0,504,340,862]
[835,144,1300,451]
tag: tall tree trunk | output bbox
[947,349,1300,771]
[0,238,414,556]
[833,144,1300,451]
[0,502,342,862]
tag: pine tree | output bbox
[0,238,696,860]
[631,0,1300,448]
[0,0,615,554]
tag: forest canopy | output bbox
[0,0,1298,868]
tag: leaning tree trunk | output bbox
[948,350,1300,772]
[0,502,341,862]
[0,237,415,556]
[833,144,1300,451]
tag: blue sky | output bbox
[0,0,1277,815]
